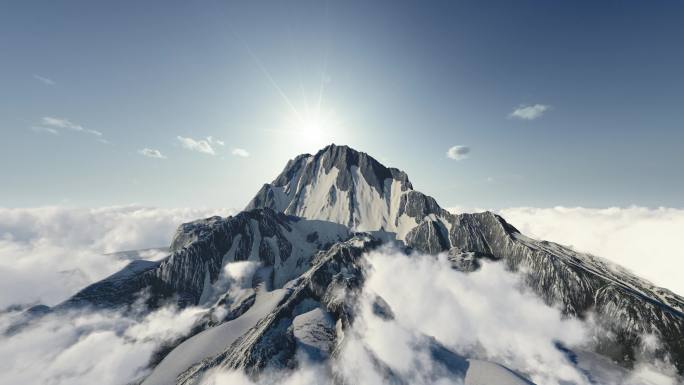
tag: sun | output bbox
[298,109,324,136]
[288,105,340,149]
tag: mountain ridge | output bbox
[247,143,444,239]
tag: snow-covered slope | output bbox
[175,234,382,384]
[143,285,287,385]
[464,360,534,385]
[246,144,446,239]
[54,208,350,311]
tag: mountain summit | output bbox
[30,144,684,384]
[247,144,442,239]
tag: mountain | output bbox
[247,145,684,369]
[29,144,684,384]
[58,209,350,310]
[246,144,444,239]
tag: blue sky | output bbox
[2,0,683,209]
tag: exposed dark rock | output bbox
[176,234,382,384]
[371,295,395,321]
[405,219,450,254]
[55,208,350,313]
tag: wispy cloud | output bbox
[509,104,550,120]
[41,116,103,136]
[33,74,55,86]
[207,136,225,146]
[30,126,59,135]
[138,148,167,159]
[446,145,470,160]
[231,148,250,157]
[177,136,216,155]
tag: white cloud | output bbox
[446,145,470,160]
[0,304,204,385]
[177,136,216,155]
[231,148,250,157]
[509,104,550,120]
[198,260,260,308]
[344,251,589,385]
[207,136,225,146]
[0,207,679,385]
[30,126,59,135]
[495,206,684,296]
[42,117,78,129]
[138,148,166,159]
[33,74,55,86]
[40,116,103,136]
[0,206,235,307]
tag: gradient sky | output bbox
[2,0,683,210]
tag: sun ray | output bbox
[239,38,301,119]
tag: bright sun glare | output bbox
[288,105,340,149]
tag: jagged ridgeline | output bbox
[35,144,684,383]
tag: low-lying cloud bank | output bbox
[0,206,234,307]
[0,205,682,384]
[0,242,679,384]
[0,304,204,385]
[0,257,261,385]
[3,205,681,307]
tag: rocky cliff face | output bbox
[58,208,350,311]
[45,144,684,382]
[246,144,446,239]
[175,234,382,385]
[426,212,684,369]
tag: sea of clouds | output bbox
[0,304,205,385]
[0,205,234,308]
[0,205,682,385]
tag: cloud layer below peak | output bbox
[0,205,235,308]
[0,205,681,384]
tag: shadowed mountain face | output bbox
[35,144,684,383]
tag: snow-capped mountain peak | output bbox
[246,144,445,239]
